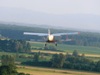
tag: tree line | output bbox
[63,32,100,47]
[0,55,30,75]
[1,24,100,47]
[0,40,31,53]
[22,50,100,72]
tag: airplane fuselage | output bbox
[23,29,79,46]
[46,34,55,43]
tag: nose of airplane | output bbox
[48,35,54,41]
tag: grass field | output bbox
[0,52,33,62]
[30,42,100,55]
[17,65,100,75]
[31,50,100,62]
[30,41,100,62]
[31,50,100,57]
[0,41,100,75]
[0,41,100,62]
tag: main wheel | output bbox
[45,43,47,46]
[55,43,57,46]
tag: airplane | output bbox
[23,29,80,46]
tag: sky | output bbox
[0,0,100,15]
[0,0,100,31]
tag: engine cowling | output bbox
[48,35,54,41]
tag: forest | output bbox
[0,40,31,52]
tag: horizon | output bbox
[0,21,100,33]
[0,0,100,32]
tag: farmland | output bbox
[30,41,100,62]
[0,41,100,62]
[0,41,100,75]
[31,42,100,55]
[17,66,100,75]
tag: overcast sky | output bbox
[0,0,100,15]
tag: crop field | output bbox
[17,66,100,75]
[0,41,100,62]
[31,50,100,62]
[0,41,100,75]
[30,42,100,55]
[30,42,100,61]
[31,50,100,57]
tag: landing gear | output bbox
[55,43,57,46]
[45,43,47,46]
[44,43,57,47]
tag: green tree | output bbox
[95,60,100,72]
[1,55,16,70]
[18,73,30,75]
[33,52,40,62]
[51,53,65,68]
[0,65,17,75]
[26,42,31,52]
[0,65,30,75]
[72,50,79,57]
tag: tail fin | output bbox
[48,29,50,35]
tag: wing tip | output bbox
[78,32,80,34]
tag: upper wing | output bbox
[23,32,48,36]
[52,32,80,36]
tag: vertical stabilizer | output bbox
[48,29,50,35]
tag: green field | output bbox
[0,52,33,62]
[0,41,100,62]
[30,42,100,55]
[0,41,100,75]
[30,41,100,62]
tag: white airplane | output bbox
[23,29,80,46]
